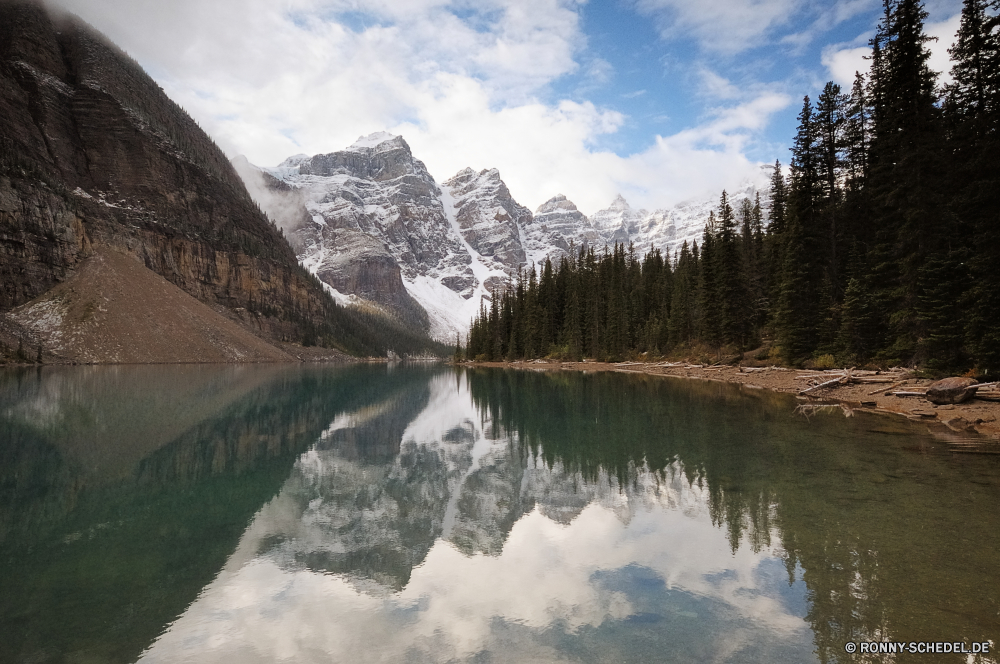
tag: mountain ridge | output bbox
[240,132,771,342]
[0,0,444,361]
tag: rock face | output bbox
[444,167,528,269]
[522,194,600,265]
[10,247,296,363]
[589,194,643,246]
[310,229,429,332]
[926,377,979,405]
[0,0,342,351]
[278,134,474,292]
[249,136,518,341]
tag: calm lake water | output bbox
[1,364,998,663]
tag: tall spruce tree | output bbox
[947,0,1000,372]
[815,81,849,301]
[844,72,870,193]
[866,0,950,363]
[667,242,697,347]
[716,191,750,349]
[699,213,721,348]
[775,96,827,363]
[764,161,789,320]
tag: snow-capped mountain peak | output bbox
[348,131,400,151]
[538,194,587,215]
[609,194,630,211]
[235,131,772,343]
[278,153,311,168]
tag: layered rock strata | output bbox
[444,167,528,269]
[0,0,342,350]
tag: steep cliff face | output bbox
[589,194,644,246]
[307,228,429,332]
[523,194,600,265]
[9,247,298,363]
[274,134,474,294]
[0,0,343,349]
[233,151,432,332]
[252,134,520,341]
[443,167,528,269]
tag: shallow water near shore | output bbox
[1,364,997,663]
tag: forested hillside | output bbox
[466,0,1000,375]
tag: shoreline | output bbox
[463,360,1000,441]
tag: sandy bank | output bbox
[465,360,1000,442]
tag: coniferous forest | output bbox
[465,0,1000,375]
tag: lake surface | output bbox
[1,364,998,663]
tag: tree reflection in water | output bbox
[1,365,998,663]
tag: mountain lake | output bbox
[1,364,997,663]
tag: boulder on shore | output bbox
[926,377,979,405]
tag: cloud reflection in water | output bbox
[138,372,813,663]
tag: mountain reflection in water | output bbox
[1,365,998,664]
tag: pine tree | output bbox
[742,195,767,338]
[764,161,789,318]
[844,72,870,193]
[815,82,848,205]
[775,97,827,363]
[562,257,584,360]
[946,0,1000,372]
[716,191,750,349]
[866,0,950,363]
[815,81,850,301]
[699,214,721,348]
[667,242,697,347]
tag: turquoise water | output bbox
[0,364,997,663]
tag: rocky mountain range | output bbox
[237,133,771,342]
[0,0,770,357]
[0,0,441,362]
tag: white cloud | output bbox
[698,67,743,100]
[779,0,875,53]
[394,77,787,213]
[926,12,961,84]
[821,45,871,89]
[822,11,961,90]
[632,0,803,54]
[50,0,787,216]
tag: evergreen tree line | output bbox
[466,0,1000,374]
[462,196,766,364]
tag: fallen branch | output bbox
[799,374,850,395]
[892,391,927,397]
[869,380,908,396]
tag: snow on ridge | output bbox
[277,154,310,168]
[249,130,775,341]
[348,131,399,150]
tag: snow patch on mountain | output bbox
[349,131,399,150]
[241,133,772,344]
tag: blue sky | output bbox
[53,0,963,213]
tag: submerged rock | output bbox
[926,377,979,405]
